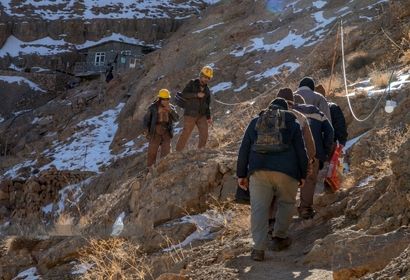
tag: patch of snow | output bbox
[192,22,224,34]
[210,82,233,94]
[311,11,337,37]
[343,131,369,153]
[76,33,154,50]
[266,0,287,13]
[359,15,373,21]
[42,203,53,215]
[72,263,93,275]
[31,116,52,125]
[31,66,51,73]
[357,176,375,188]
[201,0,220,3]
[0,36,72,58]
[42,103,124,172]
[250,20,273,25]
[1,160,37,179]
[0,116,4,123]
[13,109,32,116]
[9,63,23,71]
[55,178,93,216]
[234,82,248,92]
[163,210,232,252]
[251,62,300,81]
[0,75,46,92]
[230,31,309,57]
[12,267,40,280]
[111,212,126,236]
[1,0,216,20]
[312,0,327,9]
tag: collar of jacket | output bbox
[298,86,313,92]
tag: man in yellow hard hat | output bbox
[143,89,179,167]
[176,66,213,151]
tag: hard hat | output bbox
[158,89,171,99]
[200,65,214,79]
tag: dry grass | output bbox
[77,238,153,280]
[50,212,75,236]
[400,49,410,65]
[370,70,395,88]
[317,75,344,96]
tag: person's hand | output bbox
[238,178,249,190]
[198,92,205,98]
[298,179,306,188]
[207,118,213,126]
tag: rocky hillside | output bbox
[0,0,410,279]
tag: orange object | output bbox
[325,144,343,192]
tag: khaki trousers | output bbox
[299,159,320,211]
[176,116,208,151]
[147,125,171,167]
[250,170,299,250]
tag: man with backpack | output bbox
[237,98,308,261]
[293,94,334,219]
[175,66,213,151]
[143,89,179,167]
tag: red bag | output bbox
[325,144,343,192]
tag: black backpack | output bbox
[174,91,186,108]
[253,107,290,154]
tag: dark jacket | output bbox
[237,110,308,181]
[293,104,334,162]
[143,101,179,137]
[181,79,211,119]
[329,102,348,146]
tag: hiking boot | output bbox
[298,208,316,220]
[251,249,265,261]
[270,237,292,251]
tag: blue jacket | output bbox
[293,104,334,162]
[236,111,308,181]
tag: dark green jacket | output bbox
[143,100,179,137]
[181,79,211,119]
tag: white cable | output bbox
[341,20,394,122]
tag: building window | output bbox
[121,50,132,56]
[95,52,105,66]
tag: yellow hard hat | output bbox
[158,89,171,99]
[200,65,213,79]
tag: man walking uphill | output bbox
[296,77,332,122]
[176,66,213,151]
[236,98,308,262]
[143,89,179,167]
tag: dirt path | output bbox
[227,214,334,280]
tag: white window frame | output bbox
[121,50,132,56]
[94,52,106,66]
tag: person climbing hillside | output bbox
[315,84,348,147]
[236,97,308,261]
[175,66,213,151]
[296,77,332,122]
[143,89,179,167]
[315,84,348,192]
[292,94,334,219]
[277,88,316,161]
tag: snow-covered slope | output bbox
[0,0,220,20]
